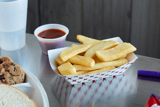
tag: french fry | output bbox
[68,71,88,76]
[118,54,127,59]
[54,69,61,74]
[60,44,92,61]
[84,40,119,58]
[55,35,137,76]
[71,44,78,47]
[71,44,85,56]
[81,66,115,75]
[58,62,76,75]
[96,43,137,61]
[60,70,91,76]
[68,55,95,67]
[73,59,128,71]
[93,56,102,63]
[77,35,101,44]
[55,57,68,65]
[78,52,85,56]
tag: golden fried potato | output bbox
[77,35,101,44]
[96,43,137,61]
[55,57,68,65]
[71,44,78,47]
[78,52,85,56]
[117,54,127,59]
[60,44,92,61]
[74,59,128,71]
[81,66,115,75]
[56,34,137,76]
[68,71,89,76]
[93,56,102,63]
[84,40,119,58]
[54,69,61,74]
[71,44,86,55]
[69,55,95,67]
[58,62,76,75]
[60,70,91,76]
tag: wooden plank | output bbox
[26,0,39,34]
[131,0,160,58]
[83,0,132,42]
[39,0,82,42]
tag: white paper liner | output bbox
[52,74,136,106]
[48,37,138,85]
[12,69,49,107]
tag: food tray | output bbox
[12,69,49,107]
[48,37,138,85]
[52,73,135,106]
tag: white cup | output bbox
[34,24,69,55]
[0,0,28,51]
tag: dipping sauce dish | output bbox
[34,24,69,55]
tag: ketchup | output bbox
[38,29,66,39]
[37,29,66,54]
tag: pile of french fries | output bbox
[55,35,137,76]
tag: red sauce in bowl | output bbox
[38,29,66,39]
[37,29,67,55]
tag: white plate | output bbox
[12,69,49,107]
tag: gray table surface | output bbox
[1,33,160,107]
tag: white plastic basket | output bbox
[48,37,138,85]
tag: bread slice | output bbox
[0,84,36,107]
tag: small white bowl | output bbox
[34,24,69,55]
